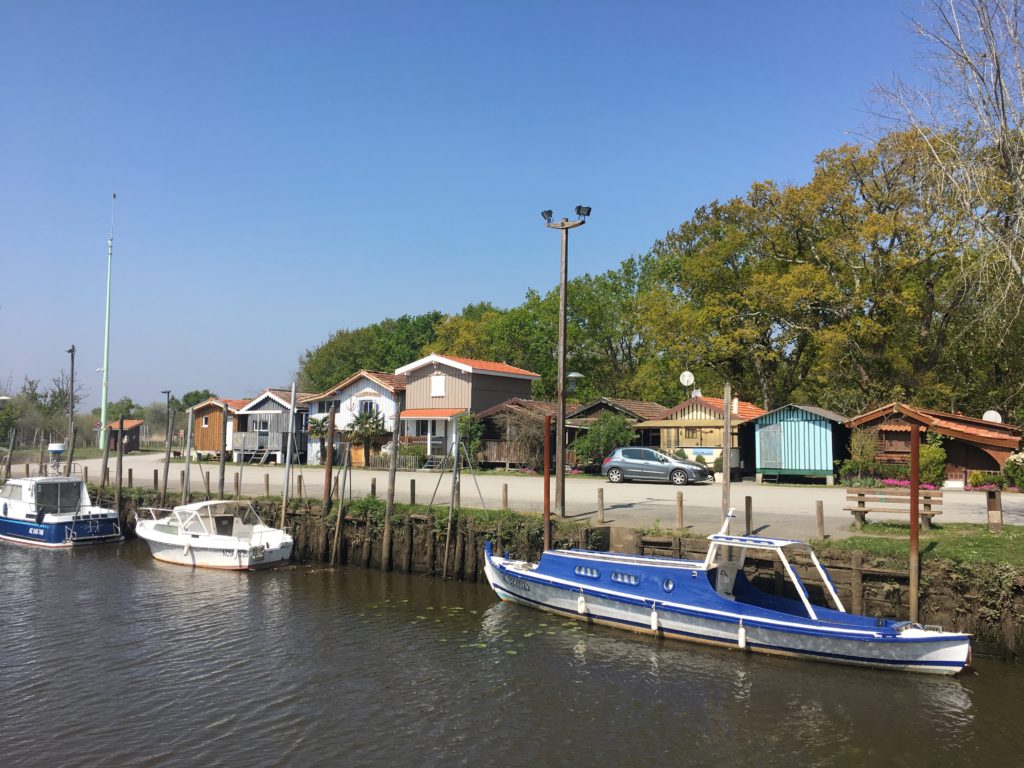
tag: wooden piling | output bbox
[370,478,376,498]
[179,470,184,491]
[404,517,414,574]
[234,472,240,498]
[466,524,477,582]
[83,466,88,484]
[128,468,133,489]
[425,515,436,574]
[744,495,752,535]
[410,478,416,506]
[597,487,605,524]
[454,524,466,581]
[851,551,864,614]
[816,500,825,541]
[153,468,158,490]
[676,492,684,531]
[298,476,304,498]
[502,483,508,510]
[264,473,270,497]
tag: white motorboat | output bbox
[135,500,293,570]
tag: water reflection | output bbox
[0,540,1020,768]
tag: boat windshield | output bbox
[178,501,264,534]
[34,481,83,516]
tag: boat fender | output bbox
[182,542,190,557]
[650,605,659,632]
[577,593,587,616]
[737,620,747,650]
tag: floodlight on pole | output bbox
[543,206,591,517]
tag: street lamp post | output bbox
[66,345,76,443]
[542,205,590,517]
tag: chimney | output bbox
[732,396,739,415]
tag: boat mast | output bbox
[99,193,116,451]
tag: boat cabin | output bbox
[0,477,89,519]
[150,500,265,539]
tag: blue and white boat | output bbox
[0,476,122,548]
[483,515,971,675]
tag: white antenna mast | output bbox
[99,193,116,450]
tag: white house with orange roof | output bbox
[302,370,406,464]
[394,354,540,458]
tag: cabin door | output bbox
[759,424,782,469]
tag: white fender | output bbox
[738,620,747,650]
[650,605,659,632]
[182,542,190,557]
[577,594,587,615]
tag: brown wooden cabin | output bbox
[106,419,143,453]
[844,403,1022,484]
[567,397,670,448]
[189,397,250,458]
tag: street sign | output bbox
[93,420,102,429]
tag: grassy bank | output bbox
[822,522,1024,568]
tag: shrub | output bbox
[674,448,688,460]
[570,413,635,465]
[968,470,987,488]
[918,441,947,487]
[713,455,723,473]
[694,454,706,465]
[1004,451,1024,489]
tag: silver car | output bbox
[601,447,714,485]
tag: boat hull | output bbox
[138,535,293,570]
[0,514,122,549]
[484,551,969,675]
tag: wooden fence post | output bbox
[597,487,604,524]
[128,468,133,489]
[153,468,158,490]
[816,500,825,541]
[744,495,752,535]
[502,483,508,510]
[264,473,270,497]
[676,492,684,531]
[410,478,416,506]
[851,551,864,614]
[371,478,376,498]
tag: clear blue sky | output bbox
[1,1,926,409]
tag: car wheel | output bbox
[670,469,688,486]
[607,468,624,484]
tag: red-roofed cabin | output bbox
[632,395,768,480]
[844,403,1022,486]
[394,354,541,458]
[106,419,144,453]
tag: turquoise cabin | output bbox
[754,404,850,485]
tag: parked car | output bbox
[601,447,714,485]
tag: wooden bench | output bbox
[844,488,942,530]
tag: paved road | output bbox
[60,452,1024,542]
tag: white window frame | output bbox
[431,372,445,398]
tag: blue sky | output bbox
[1,1,926,408]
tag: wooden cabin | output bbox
[189,397,250,459]
[394,354,540,458]
[633,395,766,480]
[232,389,311,464]
[845,403,1022,486]
[753,404,850,485]
[567,397,669,448]
[106,419,143,453]
[302,371,405,466]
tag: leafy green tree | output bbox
[456,413,483,464]
[570,413,635,465]
[181,390,218,410]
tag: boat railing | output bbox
[136,507,175,521]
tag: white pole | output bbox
[99,193,116,450]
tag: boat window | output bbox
[35,482,81,515]
[663,579,675,593]
[611,572,640,586]
[573,565,600,579]
[0,485,20,499]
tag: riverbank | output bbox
[106,485,1024,662]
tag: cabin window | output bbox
[0,485,20,499]
[611,572,640,586]
[574,565,600,579]
[431,372,445,398]
[662,579,675,593]
[202,416,209,428]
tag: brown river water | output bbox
[1,540,1022,768]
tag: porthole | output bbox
[663,578,675,593]
[611,572,640,586]
[574,565,600,579]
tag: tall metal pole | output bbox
[383,390,404,571]
[99,193,116,452]
[546,213,586,518]
[183,408,194,503]
[909,423,921,623]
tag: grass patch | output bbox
[822,522,1024,567]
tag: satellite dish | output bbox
[982,410,1003,423]
[679,370,695,387]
